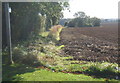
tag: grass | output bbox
[14,69,103,81]
[84,62,119,79]
[3,64,117,81]
[2,64,35,81]
[2,62,119,81]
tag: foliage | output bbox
[2,32,64,66]
[2,2,69,65]
[12,45,42,66]
[91,17,101,26]
[73,11,86,18]
[85,62,119,79]
[2,2,69,46]
[2,33,119,81]
[59,18,71,26]
[48,25,64,41]
[40,31,49,37]
[67,11,101,27]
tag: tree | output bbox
[91,17,101,26]
[3,2,69,43]
[85,16,93,27]
[45,2,69,30]
[67,11,101,27]
[9,2,41,42]
[2,2,69,64]
[39,14,46,33]
[67,20,76,27]
[73,11,86,18]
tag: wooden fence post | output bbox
[5,2,14,64]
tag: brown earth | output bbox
[60,22,119,63]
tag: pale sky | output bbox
[63,0,119,19]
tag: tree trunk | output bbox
[40,15,46,33]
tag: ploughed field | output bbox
[60,22,118,63]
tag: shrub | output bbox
[12,46,42,66]
[12,46,27,63]
[47,25,64,41]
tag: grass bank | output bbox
[2,32,119,81]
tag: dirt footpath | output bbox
[60,23,118,63]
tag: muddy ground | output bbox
[60,22,119,63]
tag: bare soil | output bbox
[60,22,118,63]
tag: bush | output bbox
[12,46,42,66]
[47,25,64,41]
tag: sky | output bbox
[63,0,120,19]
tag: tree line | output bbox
[65,12,101,27]
[2,2,69,48]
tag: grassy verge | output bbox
[3,64,117,81]
[2,32,119,81]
